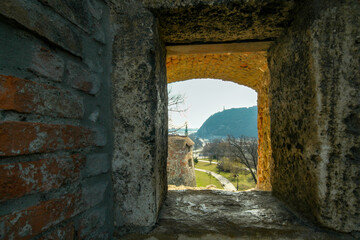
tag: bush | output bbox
[194,157,198,165]
[230,164,241,175]
[224,158,233,172]
[216,159,224,172]
[216,157,232,173]
[217,158,247,175]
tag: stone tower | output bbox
[167,135,196,187]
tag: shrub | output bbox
[216,157,232,172]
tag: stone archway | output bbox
[111,0,360,235]
[166,49,272,191]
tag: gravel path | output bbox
[195,168,236,191]
[198,159,217,164]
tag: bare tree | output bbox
[202,139,227,160]
[168,87,188,133]
[227,136,258,184]
[168,87,187,113]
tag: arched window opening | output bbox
[167,79,261,191]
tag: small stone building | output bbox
[167,135,196,187]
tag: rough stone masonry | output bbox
[167,135,196,187]
[0,0,359,239]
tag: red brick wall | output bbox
[0,0,112,238]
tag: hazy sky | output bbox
[169,79,257,129]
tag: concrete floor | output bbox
[122,190,354,240]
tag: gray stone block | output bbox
[78,206,107,239]
[38,0,92,33]
[81,177,108,209]
[29,46,64,82]
[94,126,107,147]
[83,153,110,177]
[66,60,100,95]
[0,0,83,56]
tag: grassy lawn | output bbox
[196,161,218,171]
[219,171,255,191]
[195,160,256,191]
[195,170,223,189]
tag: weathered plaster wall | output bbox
[167,52,267,90]
[256,68,272,191]
[144,0,295,44]
[268,0,360,232]
[0,0,113,239]
[167,136,196,187]
[110,0,168,236]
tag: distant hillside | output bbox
[196,106,257,139]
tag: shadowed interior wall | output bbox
[268,0,360,232]
[110,0,168,236]
[145,0,295,44]
[0,0,114,238]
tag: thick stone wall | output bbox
[1,0,359,237]
[110,0,168,236]
[144,0,295,44]
[268,0,360,232]
[0,0,113,239]
[167,136,196,187]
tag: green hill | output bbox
[196,106,257,139]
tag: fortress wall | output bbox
[268,0,360,232]
[110,0,168,236]
[0,0,114,239]
[0,0,359,237]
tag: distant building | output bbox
[167,135,196,187]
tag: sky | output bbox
[168,79,257,129]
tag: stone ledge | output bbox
[121,190,354,239]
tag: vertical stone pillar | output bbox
[268,0,359,232]
[110,1,167,235]
[256,68,272,191]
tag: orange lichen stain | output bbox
[0,194,80,240]
[0,154,85,201]
[0,122,95,156]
